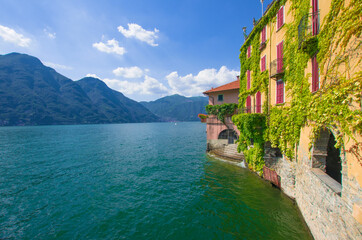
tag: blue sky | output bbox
[0,0,273,101]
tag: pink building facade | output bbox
[203,78,240,150]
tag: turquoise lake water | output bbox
[0,122,312,239]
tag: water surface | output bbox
[0,122,312,239]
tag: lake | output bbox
[0,122,312,239]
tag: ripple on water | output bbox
[0,123,312,239]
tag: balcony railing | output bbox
[260,41,266,51]
[298,11,320,49]
[270,58,284,78]
[240,105,262,114]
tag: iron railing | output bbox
[260,41,266,51]
[270,58,284,78]
[298,11,320,49]
[240,105,263,114]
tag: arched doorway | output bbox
[312,128,342,184]
[218,129,238,144]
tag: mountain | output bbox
[140,94,208,121]
[0,53,159,126]
[76,77,158,123]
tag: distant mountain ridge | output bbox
[140,94,208,121]
[0,53,159,126]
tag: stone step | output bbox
[212,144,245,161]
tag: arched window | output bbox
[218,129,238,144]
[312,129,342,184]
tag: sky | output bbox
[0,0,274,101]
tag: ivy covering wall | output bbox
[232,0,362,171]
[205,103,238,123]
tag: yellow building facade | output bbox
[235,0,362,239]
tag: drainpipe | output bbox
[268,20,272,116]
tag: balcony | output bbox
[240,105,262,114]
[298,11,320,49]
[270,58,284,78]
[260,41,266,51]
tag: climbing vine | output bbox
[232,113,267,173]
[309,0,362,153]
[205,103,238,123]
[234,0,286,167]
[233,0,362,167]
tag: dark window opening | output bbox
[326,133,342,184]
[218,129,238,144]
[218,94,224,102]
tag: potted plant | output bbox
[198,113,208,123]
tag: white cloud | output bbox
[166,66,239,96]
[86,73,100,79]
[0,25,31,47]
[118,23,159,47]
[113,66,143,78]
[93,39,126,55]
[103,75,169,95]
[43,29,56,39]
[44,61,72,70]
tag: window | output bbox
[261,26,267,43]
[277,6,284,30]
[312,0,319,35]
[247,70,251,90]
[256,92,262,113]
[312,55,319,92]
[247,45,251,58]
[261,55,266,72]
[277,41,284,73]
[276,80,284,104]
[218,94,224,102]
[246,96,252,113]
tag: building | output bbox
[203,77,244,162]
[234,0,362,239]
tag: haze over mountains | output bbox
[0,53,208,126]
[141,95,208,122]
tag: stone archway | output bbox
[312,128,342,184]
[218,129,238,144]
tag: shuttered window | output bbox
[247,45,251,58]
[276,80,284,104]
[247,70,251,90]
[246,96,252,113]
[261,26,266,43]
[277,6,284,30]
[312,56,319,92]
[261,55,266,72]
[256,91,261,113]
[312,0,319,35]
[277,41,284,73]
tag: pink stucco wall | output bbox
[206,116,240,140]
[206,88,240,141]
[207,89,239,105]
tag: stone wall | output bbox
[261,128,362,240]
[295,145,362,240]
